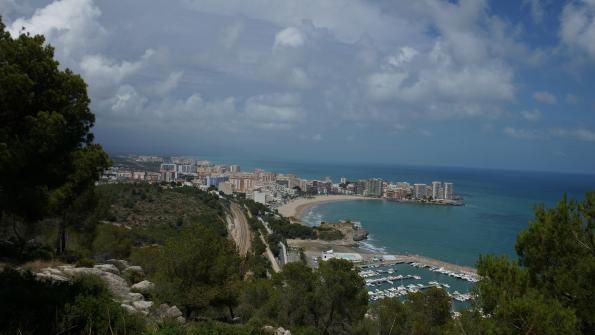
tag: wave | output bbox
[301,209,323,226]
[358,235,387,254]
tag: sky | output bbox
[2,0,595,174]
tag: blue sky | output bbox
[3,0,595,173]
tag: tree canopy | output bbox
[0,18,109,252]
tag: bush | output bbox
[0,268,145,335]
[186,320,262,335]
[76,257,96,267]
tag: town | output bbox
[102,154,463,206]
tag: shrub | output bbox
[0,268,145,335]
[76,257,96,267]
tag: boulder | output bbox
[124,265,144,274]
[166,306,183,319]
[94,264,120,275]
[126,292,144,302]
[35,271,70,282]
[175,316,186,324]
[120,303,137,314]
[131,280,155,293]
[353,229,369,241]
[132,300,153,311]
[60,267,131,300]
[106,259,130,271]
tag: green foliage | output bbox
[153,224,242,319]
[515,192,595,333]
[75,257,95,267]
[92,224,134,259]
[0,268,145,334]
[267,233,283,257]
[315,226,344,241]
[466,192,595,334]
[241,259,368,335]
[365,288,453,335]
[266,215,316,240]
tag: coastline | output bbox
[278,195,379,221]
[283,196,477,273]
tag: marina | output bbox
[357,261,477,309]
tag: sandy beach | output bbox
[278,195,378,220]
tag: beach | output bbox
[282,195,478,273]
[278,195,377,220]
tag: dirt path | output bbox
[260,233,281,273]
[228,203,251,257]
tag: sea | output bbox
[184,154,595,308]
[193,154,594,266]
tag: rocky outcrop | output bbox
[131,280,155,294]
[353,229,369,241]
[31,260,181,322]
[263,326,292,335]
[94,263,120,274]
[153,303,185,323]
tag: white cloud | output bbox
[80,50,154,90]
[386,47,418,68]
[503,127,543,140]
[274,27,305,48]
[109,85,147,115]
[560,0,595,59]
[154,71,184,96]
[7,0,106,60]
[552,127,595,141]
[521,109,542,121]
[532,90,557,104]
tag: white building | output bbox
[444,182,454,200]
[253,191,267,205]
[432,181,442,200]
[414,183,427,199]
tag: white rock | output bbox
[94,264,120,275]
[106,259,130,271]
[131,280,155,293]
[127,292,144,302]
[175,316,186,324]
[61,267,131,300]
[133,300,153,311]
[166,306,183,319]
[41,267,64,276]
[124,265,144,274]
[120,303,137,314]
[35,272,70,282]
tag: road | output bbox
[229,202,251,257]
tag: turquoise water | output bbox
[299,169,595,267]
[191,154,595,266]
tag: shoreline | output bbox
[278,195,380,221]
[282,196,477,274]
[287,239,477,274]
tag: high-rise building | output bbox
[206,175,229,187]
[414,183,427,199]
[366,178,383,197]
[444,182,454,200]
[177,164,195,174]
[340,177,347,184]
[432,181,442,200]
[230,165,241,173]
